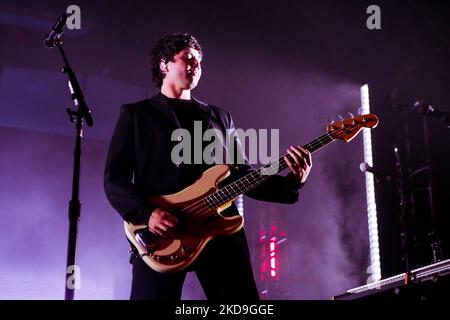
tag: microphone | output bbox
[359,162,392,182]
[414,101,450,123]
[43,13,69,48]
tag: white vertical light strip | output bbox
[236,194,244,216]
[360,84,381,283]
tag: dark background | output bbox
[0,0,449,299]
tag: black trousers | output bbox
[129,229,260,300]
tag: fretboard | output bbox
[204,132,335,209]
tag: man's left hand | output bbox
[284,145,312,184]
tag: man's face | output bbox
[162,47,202,91]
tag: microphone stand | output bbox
[415,101,450,129]
[419,118,442,262]
[393,145,412,282]
[53,38,93,300]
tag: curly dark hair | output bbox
[149,33,203,88]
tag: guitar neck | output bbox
[205,132,335,209]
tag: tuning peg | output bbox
[357,107,363,115]
[347,112,354,118]
[337,114,344,121]
[326,118,334,125]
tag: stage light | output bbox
[361,84,381,283]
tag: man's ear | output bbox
[159,59,169,74]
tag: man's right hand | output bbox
[148,208,178,237]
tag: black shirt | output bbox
[164,96,214,189]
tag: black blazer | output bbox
[104,93,303,224]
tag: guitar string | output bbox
[179,127,343,217]
[173,120,370,217]
[177,129,341,217]
[180,130,337,217]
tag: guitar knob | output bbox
[170,254,178,261]
[180,246,190,255]
[356,117,366,124]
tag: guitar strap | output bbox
[206,104,248,167]
[208,106,231,165]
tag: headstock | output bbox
[327,114,379,142]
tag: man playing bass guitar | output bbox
[104,33,312,300]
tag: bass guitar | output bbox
[124,113,379,273]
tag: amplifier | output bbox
[333,258,450,301]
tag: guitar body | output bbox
[124,164,244,273]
